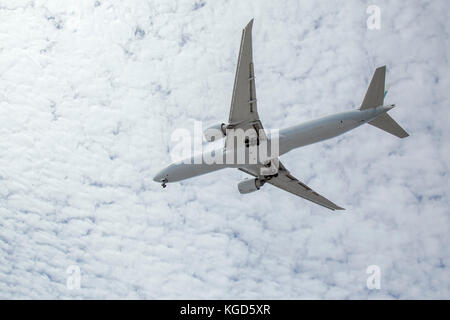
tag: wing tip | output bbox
[329,205,345,211]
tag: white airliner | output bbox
[154,19,409,210]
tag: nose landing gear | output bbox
[161,178,168,188]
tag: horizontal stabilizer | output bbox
[369,113,409,138]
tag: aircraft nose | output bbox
[154,165,171,183]
[153,169,166,182]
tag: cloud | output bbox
[0,0,448,299]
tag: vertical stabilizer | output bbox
[360,66,386,110]
[361,66,409,138]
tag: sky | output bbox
[0,0,448,299]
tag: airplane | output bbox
[153,19,409,211]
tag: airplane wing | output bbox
[228,20,343,211]
[240,162,345,211]
[226,19,267,148]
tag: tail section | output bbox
[369,112,409,138]
[360,66,386,110]
[361,66,409,138]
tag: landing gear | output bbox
[244,137,260,148]
[161,178,168,188]
[263,173,278,180]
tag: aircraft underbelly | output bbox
[166,162,228,182]
[279,116,362,155]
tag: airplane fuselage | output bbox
[153,19,408,210]
[153,105,393,184]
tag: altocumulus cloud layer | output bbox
[0,0,449,299]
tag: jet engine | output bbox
[238,178,265,194]
[204,123,226,142]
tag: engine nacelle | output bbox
[204,123,226,142]
[238,178,265,194]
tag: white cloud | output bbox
[0,0,448,299]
